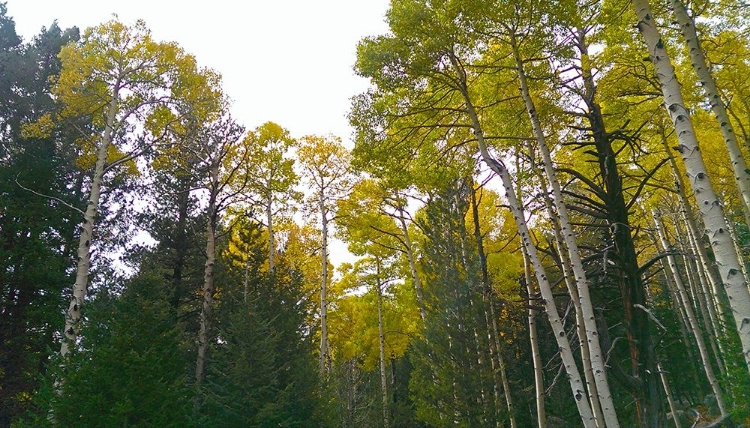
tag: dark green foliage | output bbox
[0,9,80,425]
[18,271,194,427]
[409,179,504,427]
[198,236,321,427]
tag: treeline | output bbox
[1,0,750,427]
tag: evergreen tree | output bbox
[200,227,321,427]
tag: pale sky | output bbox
[7,0,392,268]
[7,0,390,142]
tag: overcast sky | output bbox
[7,0,390,143]
[7,0,393,268]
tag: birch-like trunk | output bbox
[538,176,604,427]
[510,35,619,428]
[671,0,750,228]
[457,96,595,426]
[660,129,729,334]
[654,213,727,417]
[678,216,726,376]
[319,194,330,375]
[376,263,390,428]
[657,362,682,428]
[523,249,547,428]
[470,186,516,427]
[634,0,750,373]
[195,162,219,390]
[60,88,119,358]
[398,212,426,322]
[266,195,275,271]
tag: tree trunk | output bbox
[376,261,390,428]
[654,213,727,417]
[319,194,330,375]
[195,162,219,394]
[657,362,682,428]
[266,195,275,271]
[634,0,750,374]
[398,211,426,322]
[671,0,750,228]
[538,175,604,427]
[523,249,547,428]
[510,34,620,428]
[458,91,595,426]
[60,88,119,358]
[471,186,517,427]
[660,128,729,336]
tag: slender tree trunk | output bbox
[319,195,330,375]
[657,362,682,428]
[678,216,726,376]
[660,129,729,335]
[376,262,390,428]
[195,162,219,394]
[60,88,119,358]
[266,195,275,271]
[457,91,595,425]
[470,186,517,427]
[398,211,426,322]
[538,175,604,427]
[671,0,750,228]
[509,34,620,428]
[654,213,727,417]
[634,0,750,373]
[523,249,547,428]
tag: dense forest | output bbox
[1,0,750,426]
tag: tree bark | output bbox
[634,0,750,374]
[670,0,750,228]
[457,87,595,426]
[538,175,604,427]
[195,161,219,393]
[510,34,620,428]
[397,211,426,322]
[471,185,516,427]
[523,249,547,428]
[266,195,275,271]
[60,87,119,358]
[376,261,390,428]
[319,193,330,375]
[654,212,727,417]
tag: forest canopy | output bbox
[1,0,750,427]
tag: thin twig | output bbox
[15,175,84,215]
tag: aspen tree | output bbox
[654,212,727,417]
[634,0,750,373]
[670,0,750,228]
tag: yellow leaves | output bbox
[20,112,55,139]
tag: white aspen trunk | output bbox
[661,130,729,335]
[679,215,726,376]
[658,254,705,389]
[266,195,274,271]
[319,194,330,375]
[60,88,119,358]
[461,106,595,425]
[634,0,750,373]
[195,162,219,390]
[657,362,682,428]
[671,0,750,228]
[398,212,426,322]
[510,36,619,428]
[488,300,516,428]
[376,263,390,428]
[523,249,547,428]
[654,213,727,417]
[538,176,604,427]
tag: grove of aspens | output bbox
[2,0,750,426]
